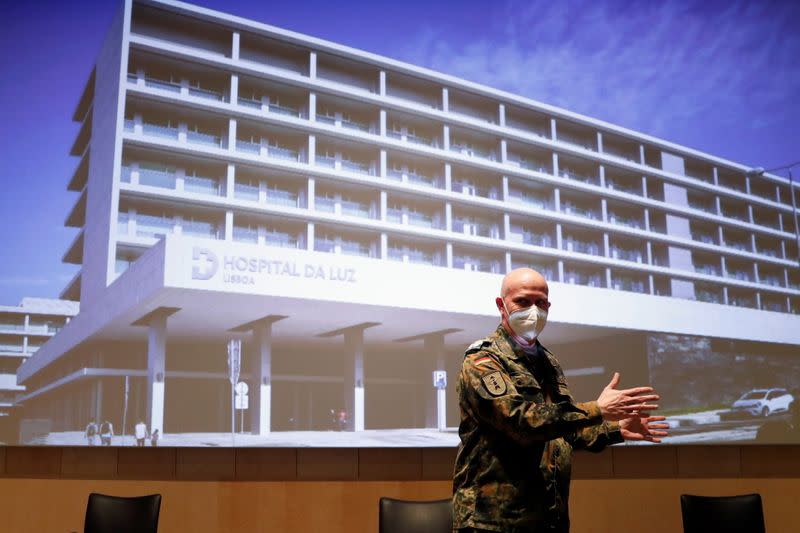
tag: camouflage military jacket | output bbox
[452,326,623,532]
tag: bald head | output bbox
[500,268,548,299]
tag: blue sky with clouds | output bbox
[0,0,798,305]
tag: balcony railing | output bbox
[234,182,260,202]
[0,344,24,353]
[727,270,754,282]
[509,157,549,173]
[188,85,225,102]
[557,132,595,151]
[233,226,259,244]
[143,77,181,93]
[508,191,550,209]
[603,147,639,163]
[135,214,175,239]
[563,239,601,256]
[695,264,721,276]
[688,199,717,215]
[725,241,752,252]
[340,240,372,258]
[341,118,370,132]
[315,196,336,212]
[612,277,647,293]
[610,248,644,263]
[138,166,177,189]
[407,211,435,228]
[268,103,301,117]
[562,203,600,220]
[564,271,604,287]
[182,220,221,239]
[0,324,25,332]
[184,175,222,196]
[341,200,371,219]
[608,213,644,230]
[264,231,300,249]
[388,247,435,266]
[236,139,261,154]
[267,145,300,162]
[451,143,496,161]
[187,129,224,148]
[453,220,500,238]
[696,289,722,304]
[760,276,784,287]
[692,232,717,245]
[560,169,600,186]
[238,96,262,110]
[142,122,179,140]
[452,181,500,200]
[723,211,750,223]
[340,159,372,175]
[521,232,554,248]
[729,296,757,308]
[605,179,642,196]
[265,188,299,208]
[453,256,502,273]
[756,247,780,258]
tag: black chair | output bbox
[379,497,452,533]
[84,493,162,533]
[680,493,765,533]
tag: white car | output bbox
[731,388,794,417]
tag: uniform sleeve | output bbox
[459,352,605,447]
[566,414,624,452]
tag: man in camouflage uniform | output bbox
[453,268,668,532]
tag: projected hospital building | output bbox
[14,0,800,445]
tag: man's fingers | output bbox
[622,394,660,404]
[606,372,620,389]
[620,386,655,396]
[646,415,666,422]
[648,424,670,430]
[623,403,659,412]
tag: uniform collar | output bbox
[495,324,545,361]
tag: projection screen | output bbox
[2,0,798,448]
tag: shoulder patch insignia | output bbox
[481,371,507,397]
[473,355,493,367]
[465,338,491,356]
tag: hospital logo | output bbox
[192,247,219,280]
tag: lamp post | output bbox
[747,162,800,268]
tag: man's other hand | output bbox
[620,414,669,443]
[597,372,660,421]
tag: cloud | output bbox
[396,0,800,142]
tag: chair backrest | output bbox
[680,493,765,533]
[379,497,452,533]
[84,493,162,533]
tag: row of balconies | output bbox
[117,152,798,275]
[121,62,800,220]
[119,102,797,257]
[113,191,800,293]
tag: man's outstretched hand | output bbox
[597,372,660,421]
[619,414,669,443]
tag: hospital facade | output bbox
[14,0,800,443]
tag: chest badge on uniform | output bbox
[481,371,507,397]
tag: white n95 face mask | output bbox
[504,301,548,342]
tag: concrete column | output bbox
[308,92,316,121]
[599,165,605,188]
[601,198,608,222]
[500,139,507,163]
[228,119,237,151]
[446,243,453,268]
[307,223,315,251]
[424,334,445,429]
[646,241,653,265]
[501,176,509,202]
[550,118,557,140]
[505,251,512,273]
[644,209,651,231]
[442,125,450,151]
[146,313,168,434]
[713,167,719,186]
[379,71,386,96]
[444,164,452,191]
[557,260,565,282]
[308,134,316,166]
[380,233,388,259]
[231,32,240,61]
[251,318,285,435]
[445,203,453,232]
[642,176,648,197]
[441,88,449,112]
[503,213,511,240]
[309,52,317,78]
[380,190,387,220]
[554,189,561,212]
[344,331,365,432]
[94,379,103,425]
[230,74,238,104]
[603,233,610,258]
[226,164,235,199]
[596,132,603,153]
[380,150,387,178]
[556,224,563,250]
[379,110,387,136]
[225,211,233,241]
[498,103,505,127]
[552,152,559,177]
[307,177,315,211]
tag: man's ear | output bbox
[495,297,505,314]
